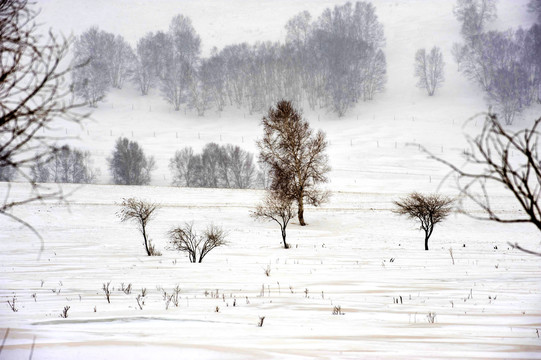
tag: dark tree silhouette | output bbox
[257,100,330,226]
[117,198,160,256]
[0,0,87,246]
[251,191,296,249]
[108,137,156,185]
[394,192,454,251]
[423,113,541,255]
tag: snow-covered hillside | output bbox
[1,1,540,359]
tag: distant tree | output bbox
[394,193,454,251]
[459,30,516,92]
[199,51,227,111]
[453,0,498,44]
[30,145,98,183]
[108,138,156,185]
[227,145,256,189]
[1,0,88,244]
[30,156,50,183]
[161,15,201,111]
[168,222,227,263]
[414,47,445,96]
[528,0,541,23]
[200,143,222,188]
[257,100,330,226]
[133,32,155,95]
[0,163,16,182]
[451,43,468,71]
[109,34,134,89]
[187,68,212,116]
[522,24,541,103]
[72,27,113,107]
[251,191,296,249]
[169,147,199,187]
[487,63,532,125]
[362,49,387,101]
[117,198,161,256]
[285,10,312,47]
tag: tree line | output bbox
[5,139,264,189]
[71,1,387,117]
[451,0,541,124]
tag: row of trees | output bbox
[71,2,387,117]
[3,138,261,189]
[169,143,260,189]
[30,146,98,184]
[451,0,541,124]
[109,138,264,188]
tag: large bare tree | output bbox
[424,113,541,256]
[257,100,330,226]
[0,0,87,244]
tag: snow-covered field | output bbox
[1,0,541,359]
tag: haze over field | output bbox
[1,0,541,359]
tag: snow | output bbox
[2,0,541,359]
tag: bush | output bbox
[168,222,227,263]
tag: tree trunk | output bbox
[142,226,151,256]
[298,196,306,226]
[424,228,431,251]
[281,227,288,249]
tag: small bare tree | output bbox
[168,222,227,263]
[251,191,296,249]
[423,113,541,256]
[394,192,454,251]
[117,198,160,256]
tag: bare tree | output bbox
[257,100,330,226]
[168,222,227,263]
[161,15,201,111]
[251,191,296,249]
[227,145,256,189]
[169,147,199,187]
[486,63,532,125]
[394,193,454,251]
[108,34,134,89]
[414,47,445,96]
[133,32,155,95]
[117,198,161,256]
[1,0,87,244]
[451,42,468,71]
[30,145,99,184]
[453,0,498,44]
[72,27,113,107]
[423,113,541,255]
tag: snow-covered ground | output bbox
[1,0,541,359]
